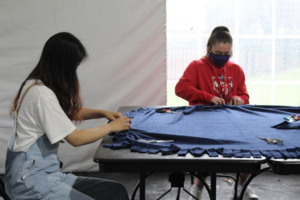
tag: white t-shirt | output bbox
[12,79,76,152]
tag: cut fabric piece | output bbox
[206,148,219,157]
[286,148,299,158]
[295,147,300,157]
[272,121,300,129]
[250,150,262,158]
[270,150,284,159]
[279,150,292,159]
[233,149,243,158]
[222,149,233,157]
[260,150,273,159]
[241,149,252,158]
[148,145,161,154]
[189,147,205,157]
[130,143,147,152]
[160,144,180,155]
[178,149,189,156]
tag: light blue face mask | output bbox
[209,52,230,67]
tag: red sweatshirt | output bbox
[175,57,249,105]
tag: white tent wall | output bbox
[0,0,166,173]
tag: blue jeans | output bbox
[72,176,129,200]
[5,133,129,200]
[46,176,129,200]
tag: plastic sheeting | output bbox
[0,0,166,173]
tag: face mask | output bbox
[209,52,230,67]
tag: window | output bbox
[167,0,300,106]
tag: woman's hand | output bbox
[229,96,244,105]
[65,110,131,147]
[211,97,225,105]
[108,116,132,132]
[103,110,123,121]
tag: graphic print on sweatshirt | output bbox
[212,75,234,98]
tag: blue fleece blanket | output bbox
[104,105,300,159]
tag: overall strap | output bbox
[16,81,42,117]
[9,81,42,150]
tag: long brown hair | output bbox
[10,32,87,121]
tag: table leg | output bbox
[210,173,217,200]
[233,173,239,200]
[140,172,147,200]
[240,167,271,199]
[176,187,181,200]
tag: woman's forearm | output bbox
[78,107,107,120]
[65,115,131,147]
[65,124,112,146]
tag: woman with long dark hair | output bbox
[5,32,131,200]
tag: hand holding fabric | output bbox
[109,116,132,132]
[229,96,244,105]
[211,96,225,105]
[103,111,123,121]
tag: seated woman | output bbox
[175,26,258,200]
[5,32,131,200]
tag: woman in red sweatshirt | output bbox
[175,28,249,106]
[176,26,258,200]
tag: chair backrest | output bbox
[0,176,10,200]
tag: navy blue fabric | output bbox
[189,147,206,157]
[241,149,252,158]
[104,105,300,159]
[286,148,298,158]
[223,149,233,157]
[295,147,300,157]
[260,150,273,159]
[271,121,300,129]
[233,149,243,158]
[160,144,180,155]
[250,150,262,158]
[270,150,284,159]
[206,148,219,157]
[279,150,292,159]
[178,149,189,156]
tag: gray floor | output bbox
[76,169,300,200]
[1,170,300,200]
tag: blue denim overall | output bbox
[5,84,129,200]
